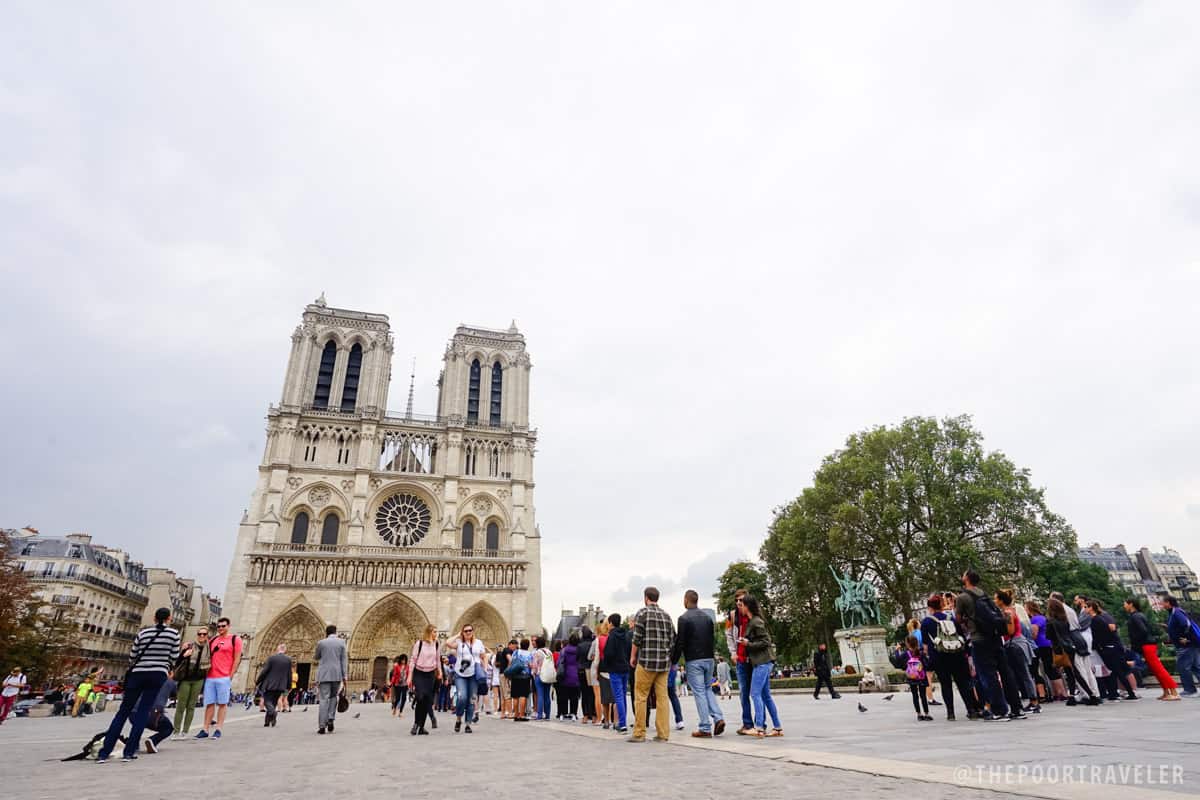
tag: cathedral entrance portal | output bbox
[348,593,430,691]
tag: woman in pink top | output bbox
[407,624,441,736]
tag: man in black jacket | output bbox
[812,643,840,699]
[670,590,726,737]
[600,613,631,733]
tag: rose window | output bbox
[374,493,432,547]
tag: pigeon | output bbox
[302,707,308,712]
[354,713,361,719]
[883,694,895,701]
[857,703,868,713]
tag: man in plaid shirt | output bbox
[628,586,676,742]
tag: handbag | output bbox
[124,627,168,686]
[1051,646,1071,670]
[337,691,349,713]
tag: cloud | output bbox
[3,4,1200,627]
[175,423,238,451]
[1187,505,1200,520]
[611,575,679,604]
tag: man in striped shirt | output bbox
[96,608,181,764]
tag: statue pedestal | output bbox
[834,626,891,682]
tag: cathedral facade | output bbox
[222,297,542,691]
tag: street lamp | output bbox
[846,632,863,676]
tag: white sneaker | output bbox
[675,722,685,730]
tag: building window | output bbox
[320,514,339,547]
[42,562,55,577]
[290,512,310,545]
[486,522,499,552]
[66,564,77,577]
[312,341,337,408]
[462,521,475,551]
[341,343,363,412]
[490,362,502,425]
[467,359,481,422]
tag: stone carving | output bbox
[830,567,883,629]
[309,486,331,507]
[473,496,493,515]
[375,493,432,547]
[341,479,355,492]
[287,477,302,489]
[369,477,382,490]
[497,489,509,500]
[459,487,470,499]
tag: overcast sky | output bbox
[3,3,1199,631]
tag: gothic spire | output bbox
[405,358,416,419]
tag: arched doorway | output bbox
[371,656,389,689]
[255,603,325,692]
[451,600,509,649]
[348,592,430,691]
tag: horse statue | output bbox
[830,567,883,629]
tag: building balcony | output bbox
[259,542,522,561]
[246,551,527,591]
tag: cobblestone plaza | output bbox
[5,693,1196,800]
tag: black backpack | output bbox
[972,593,1007,638]
[63,731,124,762]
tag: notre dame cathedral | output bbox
[222,295,542,691]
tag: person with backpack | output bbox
[904,635,932,721]
[1163,595,1200,697]
[920,593,977,720]
[442,624,486,734]
[505,638,533,721]
[1124,598,1179,701]
[955,570,1025,721]
[530,635,553,720]
[96,607,181,763]
[1086,599,1139,701]
[600,613,631,733]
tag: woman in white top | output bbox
[443,625,486,733]
[1,667,27,723]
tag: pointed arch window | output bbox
[467,359,481,422]
[290,512,310,546]
[320,514,340,547]
[486,522,499,553]
[489,362,502,425]
[312,341,337,409]
[340,343,363,412]
[462,521,475,552]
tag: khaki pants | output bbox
[632,665,670,741]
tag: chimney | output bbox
[66,533,92,544]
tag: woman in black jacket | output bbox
[1046,598,1100,706]
[1124,598,1179,701]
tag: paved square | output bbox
[2,692,1196,800]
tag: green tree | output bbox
[713,561,768,615]
[762,415,1075,658]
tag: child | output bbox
[905,635,931,721]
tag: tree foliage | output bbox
[761,415,1076,661]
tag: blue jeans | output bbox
[685,659,724,732]
[533,676,552,719]
[1178,647,1200,694]
[667,664,683,723]
[454,674,477,720]
[736,661,752,728]
[608,671,629,729]
[99,670,167,759]
[749,662,781,730]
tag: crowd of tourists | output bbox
[7,569,1200,762]
[870,571,1200,723]
[389,586,766,741]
